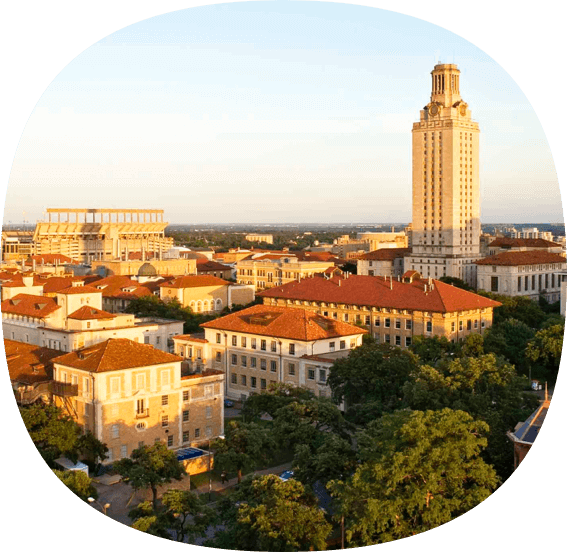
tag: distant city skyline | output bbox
[3,1,563,225]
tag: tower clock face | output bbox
[430,104,439,116]
[460,104,467,116]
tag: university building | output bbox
[172,305,367,401]
[258,272,501,344]
[51,338,224,463]
[405,63,482,285]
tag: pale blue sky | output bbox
[4,1,561,224]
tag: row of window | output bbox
[219,334,296,355]
[230,367,326,388]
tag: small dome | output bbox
[137,262,157,277]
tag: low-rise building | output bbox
[236,255,335,291]
[50,338,224,463]
[245,234,274,245]
[475,251,566,301]
[159,275,254,313]
[173,305,367,401]
[487,238,563,256]
[196,260,234,280]
[259,272,501,344]
[357,248,411,278]
[2,283,184,352]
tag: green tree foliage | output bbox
[410,335,458,365]
[114,443,185,508]
[54,469,98,501]
[403,354,538,478]
[20,403,81,465]
[327,342,418,424]
[75,431,108,472]
[458,333,485,358]
[483,318,535,373]
[526,323,564,380]
[241,382,314,422]
[125,295,216,333]
[128,490,215,542]
[213,421,274,483]
[476,291,547,328]
[212,474,331,551]
[329,409,498,546]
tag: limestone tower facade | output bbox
[404,63,481,286]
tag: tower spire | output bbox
[431,63,462,107]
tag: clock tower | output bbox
[404,63,481,286]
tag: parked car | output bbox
[224,398,234,408]
[279,470,294,482]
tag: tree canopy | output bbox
[54,469,98,502]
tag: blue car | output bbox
[224,398,234,408]
[279,470,294,481]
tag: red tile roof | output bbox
[196,260,232,273]
[4,339,63,384]
[160,275,229,289]
[258,274,500,313]
[53,338,182,372]
[26,254,77,265]
[1,294,61,318]
[488,238,559,249]
[359,247,412,261]
[67,306,116,320]
[56,285,101,295]
[200,304,367,341]
[42,276,89,294]
[173,335,209,344]
[475,251,567,266]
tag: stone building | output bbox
[357,248,411,278]
[259,272,500,344]
[405,63,482,285]
[487,238,563,257]
[50,339,224,463]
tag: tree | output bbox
[483,318,535,373]
[213,421,274,484]
[402,354,539,479]
[410,335,458,365]
[114,443,185,508]
[76,431,108,472]
[20,403,81,465]
[54,469,98,502]
[458,333,485,358]
[241,382,314,422]
[128,490,215,542]
[476,291,547,328]
[526,323,564,380]
[329,409,499,546]
[225,475,332,551]
[327,341,417,424]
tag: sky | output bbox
[3,1,562,225]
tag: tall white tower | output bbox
[404,63,481,286]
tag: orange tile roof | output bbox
[56,285,101,295]
[173,335,209,344]
[4,339,63,384]
[258,274,501,314]
[42,276,89,293]
[196,260,232,272]
[1,294,61,318]
[67,306,116,320]
[200,304,367,341]
[488,238,559,248]
[53,338,182,372]
[359,247,412,261]
[159,275,229,289]
[26,254,77,265]
[475,251,567,266]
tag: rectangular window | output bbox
[241,356,247,367]
[183,410,189,422]
[340,340,346,350]
[231,354,237,365]
[261,340,267,351]
[374,318,380,327]
[451,321,456,332]
[384,318,391,328]
[206,406,212,418]
[216,333,221,344]
[183,390,189,402]
[260,359,267,370]
[241,375,247,386]
[395,319,401,329]
[319,369,326,383]
[384,335,391,344]
[308,369,315,380]
[161,415,169,427]
[167,435,174,447]
[251,338,257,349]
[231,373,237,384]
[474,320,478,329]
[405,320,412,330]
[467,320,472,330]
[232,335,237,346]
[270,360,277,372]
[518,276,522,291]
[329,342,335,351]
[405,336,412,347]
[241,336,247,348]
[459,321,464,331]
[491,276,499,292]
[271,341,277,352]
[215,351,221,362]
[111,424,119,439]
[365,315,371,326]
[251,357,257,368]
[261,378,267,389]
[426,321,432,333]
[251,377,257,389]
[288,343,295,355]
[206,426,213,438]
[195,428,201,438]
[395,335,401,346]
[121,445,128,459]
[343,313,349,322]
[183,431,189,443]
[288,363,296,376]
[161,395,168,406]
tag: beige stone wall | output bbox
[228,285,255,307]
[52,360,224,463]
[92,259,196,277]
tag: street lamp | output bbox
[209,434,225,502]
[87,496,110,515]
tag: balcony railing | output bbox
[51,381,79,397]
[14,382,51,405]
[135,409,150,419]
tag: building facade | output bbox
[50,339,224,463]
[357,248,411,278]
[259,272,501,344]
[475,251,566,301]
[405,63,481,285]
[32,209,174,263]
[173,305,367,401]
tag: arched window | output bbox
[215,298,223,311]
